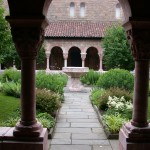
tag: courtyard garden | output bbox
[0,68,68,133]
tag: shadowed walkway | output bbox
[49,88,118,150]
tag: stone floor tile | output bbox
[72,139,110,145]
[72,133,106,140]
[109,140,119,150]
[93,145,112,150]
[53,133,71,139]
[55,128,92,133]
[61,109,82,112]
[56,123,70,128]
[71,123,101,128]
[56,119,67,123]
[58,114,88,119]
[50,145,91,150]
[50,139,71,145]
[92,128,105,133]
[67,119,99,123]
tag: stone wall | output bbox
[47,0,124,22]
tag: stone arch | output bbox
[50,46,64,70]
[68,47,82,67]
[85,47,100,70]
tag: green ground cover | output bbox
[0,92,20,121]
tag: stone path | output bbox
[49,90,118,150]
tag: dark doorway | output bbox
[68,47,82,67]
[85,47,99,70]
[50,47,64,70]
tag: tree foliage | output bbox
[0,2,46,69]
[0,1,18,66]
[102,25,134,70]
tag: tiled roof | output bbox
[45,21,116,38]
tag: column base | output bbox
[13,121,43,137]
[119,122,150,150]
[1,127,48,150]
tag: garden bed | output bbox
[93,104,119,139]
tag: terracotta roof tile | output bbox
[45,21,117,38]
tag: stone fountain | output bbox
[63,67,89,91]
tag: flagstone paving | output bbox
[49,89,119,150]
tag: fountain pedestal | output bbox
[63,67,89,92]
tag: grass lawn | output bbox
[0,92,20,121]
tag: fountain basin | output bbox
[63,67,89,91]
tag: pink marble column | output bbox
[6,17,48,137]
[63,53,68,67]
[99,53,103,71]
[46,52,50,72]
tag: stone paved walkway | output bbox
[49,89,118,150]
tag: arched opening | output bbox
[68,47,82,67]
[85,47,99,70]
[50,47,64,70]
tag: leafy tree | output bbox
[0,1,18,68]
[102,25,134,70]
[0,2,46,69]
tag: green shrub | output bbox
[96,69,134,91]
[102,114,128,133]
[37,112,55,129]
[36,88,61,116]
[0,68,21,83]
[90,88,105,106]
[36,71,68,94]
[2,82,21,98]
[80,70,100,85]
[0,82,3,92]
[0,111,55,130]
[91,87,133,111]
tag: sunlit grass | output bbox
[0,92,20,121]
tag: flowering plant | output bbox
[107,96,133,112]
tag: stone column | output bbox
[63,53,68,67]
[99,53,103,72]
[119,20,150,150]
[46,51,50,72]
[6,17,48,137]
[81,53,86,67]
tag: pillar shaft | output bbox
[99,54,103,71]
[46,53,50,71]
[21,58,36,123]
[64,59,67,67]
[132,60,149,127]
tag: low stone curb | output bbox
[92,104,119,139]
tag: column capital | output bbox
[124,20,150,60]
[6,17,48,60]
[11,27,44,59]
[98,53,103,58]
[63,53,68,60]
[81,53,87,60]
[45,51,51,58]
